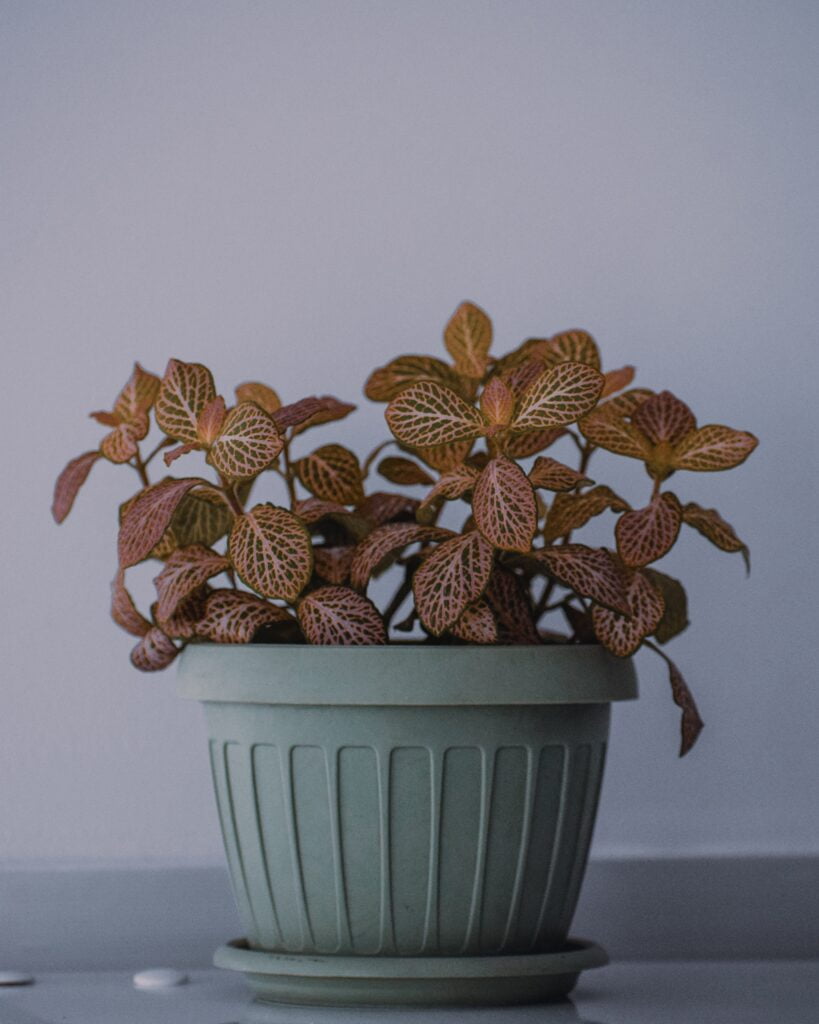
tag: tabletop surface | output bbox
[0,961,817,1024]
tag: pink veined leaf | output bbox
[229,503,313,601]
[291,396,356,436]
[444,301,493,379]
[208,401,284,479]
[682,502,750,571]
[451,600,498,643]
[350,523,453,590]
[671,424,758,472]
[118,478,204,568]
[501,358,547,400]
[196,396,227,445]
[156,585,210,639]
[272,396,354,431]
[197,589,294,643]
[130,628,178,672]
[295,497,353,523]
[164,442,197,467]
[540,329,601,370]
[484,567,541,644]
[536,545,631,615]
[615,492,683,568]
[111,570,151,637]
[313,545,356,585]
[504,426,565,458]
[385,380,485,449]
[357,491,421,526]
[480,376,515,428]
[235,381,282,415]
[365,354,472,402]
[665,655,704,757]
[155,359,217,444]
[528,456,592,492]
[632,390,697,446]
[512,361,604,432]
[113,363,161,423]
[472,457,537,553]
[412,530,494,636]
[298,586,387,645]
[52,451,100,523]
[601,388,654,417]
[417,464,479,516]
[100,420,144,464]
[295,444,364,504]
[410,437,475,471]
[592,570,665,657]
[643,569,689,644]
[153,544,231,622]
[579,403,654,459]
[600,365,636,398]
[543,485,630,542]
[376,456,435,487]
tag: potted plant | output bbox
[53,302,757,1009]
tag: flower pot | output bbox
[178,643,636,1008]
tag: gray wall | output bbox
[2,1,817,862]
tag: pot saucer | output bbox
[214,936,608,1009]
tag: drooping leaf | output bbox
[168,487,234,548]
[412,530,494,636]
[100,420,145,464]
[197,589,294,643]
[543,485,629,542]
[592,570,665,657]
[472,457,537,552]
[235,381,282,415]
[153,545,231,622]
[295,497,371,539]
[479,376,515,427]
[156,585,210,639]
[298,586,387,645]
[536,545,631,614]
[118,478,204,568]
[376,456,435,486]
[313,545,356,585]
[350,523,452,590]
[417,463,479,516]
[504,426,565,458]
[111,570,151,637]
[155,359,217,444]
[632,390,696,445]
[273,395,355,431]
[665,655,704,756]
[615,492,682,567]
[208,401,283,479]
[113,363,161,423]
[292,396,357,436]
[365,355,471,402]
[52,451,100,523]
[529,456,592,492]
[410,438,475,471]
[501,358,547,400]
[600,365,636,398]
[671,425,758,472]
[643,569,689,644]
[512,361,604,432]
[541,329,601,370]
[196,396,227,445]
[579,403,653,459]
[484,567,541,644]
[130,628,178,672]
[385,380,485,448]
[451,600,498,643]
[229,504,313,601]
[444,301,492,379]
[296,444,364,504]
[682,502,750,571]
[163,442,197,467]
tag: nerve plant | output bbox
[53,303,757,755]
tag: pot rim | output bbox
[178,642,637,706]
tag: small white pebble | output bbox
[132,967,188,990]
[0,971,34,986]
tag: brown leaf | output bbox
[666,655,704,756]
[412,530,494,636]
[100,419,146,464]
[118,478,204,568]
[153,545,231,622]
[156,586,209,639]
[298,586,387,645]
[600,365,636,398]
[163,442,197,467]
[579,403,653,459]
[536,545,631,614]
[350,522,452,590]
[615,492,682,567]
[196,396,227,445]
[643,569,689,644]
[529,456,592,492]
[480,376,515,427]
[543,485,629,542]
[229,503,313,601]
[296,444,364,504]
[113,363,161,423]
[682,502,750,571]
[292,396,357,436]
[501,358,547,400]
[418,463,479,517]
[357,492,418,527]
[451,600,498,643]
[295,498,372,539]
[504,426,565,458]
[671,424,758,472]
[484,567,541,644]
[273,395,355,431]
[472,456,537,552]
[208,401,283,479]
[155,359,217,444]
[313,545,356,585]
[376,456,435,486]
[444,301,493,379]
[111,570,151,637]
[410,438,475,471]
[365,355,471,402]
[52,451,100,523]
[168,486,234,549]
[197,589,294,643]
[632,390,696,445]
[592,570,665,657]
[130,628,178,672]
[235,381,282,415]
[386,380,485,448]
[541,329,601,370]
[512,361,604,431]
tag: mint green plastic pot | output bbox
[179,644,636,1006]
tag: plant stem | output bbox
[133,451,150,488]
[362,439,395,479]
[219,475,245,517]
[281,436,299,509]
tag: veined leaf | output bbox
[313,545,356,585]
[155,359,216,444]
[153,544,230,622]
[163,442,197,467]
[540,329,601,370]
[529,456,592,492]
[197,589,294,643]
[632,390,696,445]
[444,301,492,379]
[543,485,629,542]
[100,419,146,464]
[112,363,161,423]
[512,361,603,432]
[600,365,636,398]
[501,358,547,400]
[615,492,682,567]
[472,457,537,552]
[273,395,355,431]
[235,381,281,415]
[156,585,209,638]
[292,396,356,436]
[484,567,541,644]
[671,424,758,471]
[209,401,283,479]
[665,655,704,756]
[682,502,750,571]
[412,530,494,636]
[418,463,479,516]
[111,571,151,637]
[377,456,435,486]
[169,486,234,548]
[386,380,485,448]
[130,628,178,672]
[295,497,371,539]
[592,570,665,657]
[579,403,653,459]
[600,388,654,417]
[296,444,364,504]
[52,451,100,523]
[350,523,452,590]
[118,478,204,568]
[229,504,313,601]
[365,354,471,402]
[504,426,564,458]
[451,600,498,643]
[480,376,514,427]
[196,396,227,445]
[643,569,689,644]
[410,437,475,471]
[298,586,387,645]
[536,545,631,615]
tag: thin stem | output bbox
[383,574,412,630]
[143,437,174,467]
[281,435,299,509]
[132,451,150,489]
[362,439,395,479]
[219,475,245,517]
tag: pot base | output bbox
[214,937,608,1009]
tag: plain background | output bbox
[1,0,817,863]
